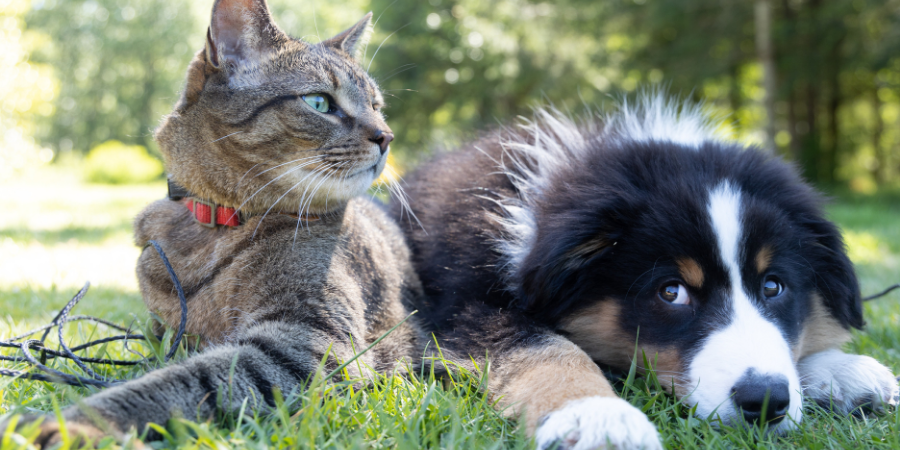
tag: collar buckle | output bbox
[192,198,218,228]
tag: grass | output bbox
[1,166,899,449]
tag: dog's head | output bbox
[496,99,861,431]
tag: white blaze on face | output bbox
[684,182,802,431]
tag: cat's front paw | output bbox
[799,349,899,415]
[2,415,117,449]
[535,396,662,450]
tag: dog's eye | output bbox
[763,277,784,298]
[659,283,690,305]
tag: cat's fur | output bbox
[6,0,423,445]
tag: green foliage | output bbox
[612,0,900,187]
[25,0,202,154]
[368,0,615,159]
[83,140,163,184]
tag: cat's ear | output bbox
[206,0,284,70]
[321,12,373,60]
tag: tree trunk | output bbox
[802,0,822,183]
[138,60,157,151]
[756,0,777,154]
[871,85,885,184]
[782,0,801,161]
[823,35,842,185]
[788,91,800,161]
[729,64,741,119]
[803,84,819,182]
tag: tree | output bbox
[0,0,56,180]
[367,0,620,162]
[26,0,200,155]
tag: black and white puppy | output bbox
[396,96,899,449]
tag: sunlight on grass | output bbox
[0,240,144,291]
[827,200,900,375]
[0,166,164,293]
[844,230,897,267]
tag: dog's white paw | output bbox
[798,349,899,415]
[535,396,662,450]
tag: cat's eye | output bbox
[763,277,784,298]
[658,282,690,305]
[302,94,333,113]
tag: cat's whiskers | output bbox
[210,130,244,143]
[366,23,411,73]
[293,168,327,235]
[237,155,314,188]
[236,157,324,214]
[237,161,269,188]
[316,160,351,218]
[292,172,326,247]
[291,161,349,247]
[365,0,400,60]
[382,164,422,230]
[378,64,416,83]
[298,161,346,231]
[235,144,343,190]
[320,160,358,236]
[243,154,325,185]
[334,160,358,206]
[252,161,339,239]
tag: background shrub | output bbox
[83,140,163,184]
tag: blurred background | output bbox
[3,0,900,188]
[1,0,900,328]
[2,0,900,415]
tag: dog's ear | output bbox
[803,216,864,329]
[513,201,623,319]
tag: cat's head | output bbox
[156,0,390,216]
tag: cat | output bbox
[4,0,423,445]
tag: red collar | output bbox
[184,198,241,228]
[168,178,319,228]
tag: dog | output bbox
[395,94,899,449]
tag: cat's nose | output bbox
[370,130,394,155]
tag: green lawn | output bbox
[1,168,899,449]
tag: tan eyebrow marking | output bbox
[676,257,704,288]
[756,245,773,274]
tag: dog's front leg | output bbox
[798,349,898,415]
[491,335,662,450]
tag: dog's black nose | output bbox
[370,129,394,155]
[731,371,791,425]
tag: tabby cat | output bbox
[5,0,423,445]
